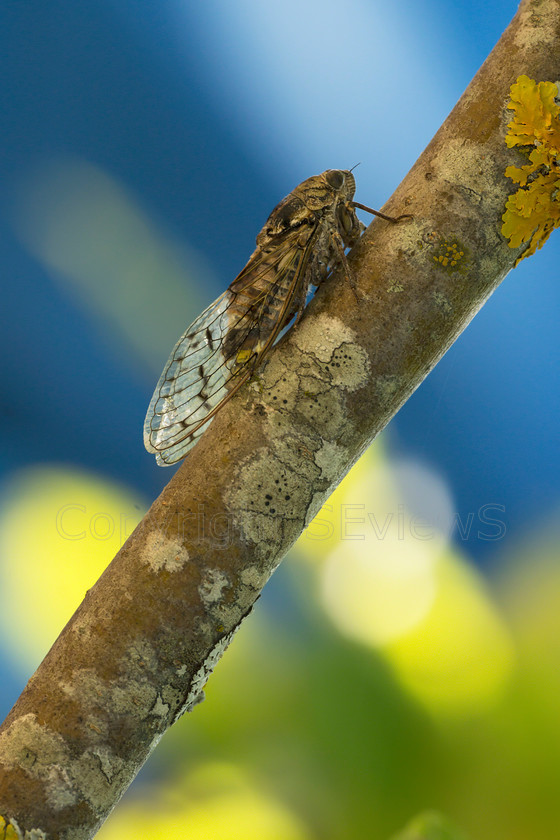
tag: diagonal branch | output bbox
[1,0,557,836]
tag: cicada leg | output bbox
[329,229,364,301]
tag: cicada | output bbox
[144,169,402,465]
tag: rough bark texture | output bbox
[1,1,558,836]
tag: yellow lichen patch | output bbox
[502,75,560,263]
[0,816,20,840]
[432,239,467,273]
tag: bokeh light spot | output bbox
[321,532,438,645]
[13,157,211,373]
[385,553,515,718]
[0,465,147,670]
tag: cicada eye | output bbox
[325,170,345,189]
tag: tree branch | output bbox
[1,0,557,835]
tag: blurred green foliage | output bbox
[1,448,559,838]
[88,454,559,839]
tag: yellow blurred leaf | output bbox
[98,763,310,840]
[384,552,515,718]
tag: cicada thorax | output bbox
[291,169,364,280]
[221,170,364,383]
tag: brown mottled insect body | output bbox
[144,169,386,466]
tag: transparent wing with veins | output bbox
[143,232,314,465]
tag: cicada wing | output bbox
[144,229,317,465]
[143,290,238,465]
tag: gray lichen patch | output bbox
[239,564,270,590]
[263,379,345,456]
[297,372,328,397]
[198,568,231,606]
[234,583,266,616]
[299,341,370,394]
[296,390,346,441]
[106,679,159,720]
[426,138,507,231]
[313,439,350,486]
[263,403,322,457]
[253,357,299,413]
[208,601,250,630]
[227,314,372,557]
[71,748,129,813]
[60,659,161,730]
[20,665,168,813]
[202,579,262,631]
[175,614,250,722]
[125,639,159,674]
[149,695,170,717]
[375,374,406,407]
[303,441,353,529]
[432,289,453,314]
[260,345,367,452]
[140,530,190,573]
[160,683,185,711]
[0,713,69,772]
[225,448,317,555]
[291,312,359,362]
[25,829,49,840]
[0,714,77,810]
[201,567,267,629]
[89,746,125,786]
[70,610,94,641]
